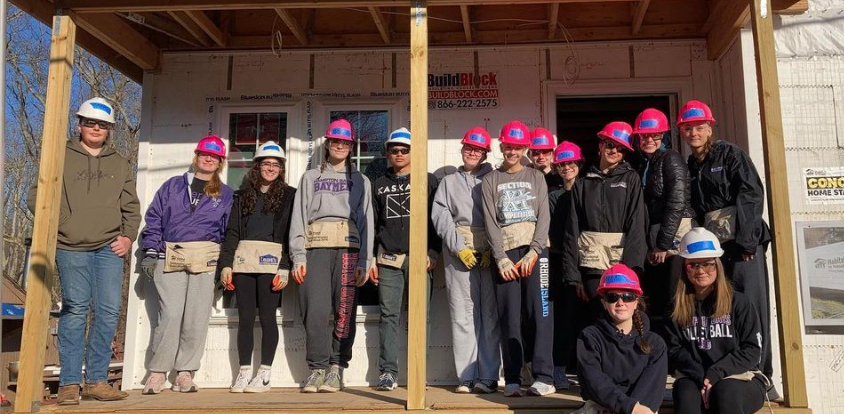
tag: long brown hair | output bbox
[632,299,652,354]
[241,157,288,215]
[671,258,733,327]
[191,155,224,198]
[319,143,353,180]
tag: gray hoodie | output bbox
[289,163,374,271]
[432,163,493,255]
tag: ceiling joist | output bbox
[547,3,559,39]
[631,0,650,35]
[706,0,750,59]
[167,11,213,47]
[69,11,160,70]
[185,10,227,47]
[459,4,472,43]
[368,6,391,45]
[274,8,309,45]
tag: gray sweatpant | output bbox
[443,252,501,382]
[147,260,215,372]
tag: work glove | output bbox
[272,269,289,291]
[221,267,234,290]
[497,258,519,281]
[480,250,491,268]
[516,249,539,278]
[141,256,157,279]
[292,262,307,284]
[457,248,478,269]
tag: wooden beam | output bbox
[700,0,727,35]
[407,0,428,410]
[168,11,212,47]
[14,15,76,414]
[706,0,750,60]
[749,0,809,408]
[274,8,309,46]
[119,12,204,47]
[459,4,472,43]
[771,0,809,14]
[369,6,391,45]
[631,0,650,35]
[70,11,160,70]
[547,2,559,39]
[185,10,226,47]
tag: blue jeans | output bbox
[55,246,125,386]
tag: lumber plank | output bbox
[70,11,160,70]
[631,0,650,34]
[275,8,310,46]
[705,0,749,60]
[547,2,559,39]
[369,6,391,44]
[185,10,226,47]
[459,5,472,43]
[168,10,213,46]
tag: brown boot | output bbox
[57,385,80,405]
[83,382,128,401]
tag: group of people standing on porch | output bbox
[36,96,775,414]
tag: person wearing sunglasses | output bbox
[575,264,666,414]
[26,97,141,405]
[289,119,374,393]
[218,141,295,393]
[529,127,565,193]
[665,227,768,414]
[482,120,554,397]
[678,100,777,400]
[369,127,441,392]
[432,127,501,394]
[140,135,234,395]
[631,108,696,338]
[563,121,646,321]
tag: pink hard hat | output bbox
[499,120,531,147]
[597,121,634,151]
[461,127,492,151]
[195,135,227,158]
[677,100,716,125]
[597,264,643,296]
[325,119,354,141]
[530,128,556,150]
[552,141,583,164]
[633,108,669,135]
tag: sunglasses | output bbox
[600,140,627,151]
[80,119,112,130]
[686,261,717,272]
[388,147,410,155]
[601,292,638,303]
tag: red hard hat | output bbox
[552,141,583,164]
[597,264,643,296]
[499,120,531,146]
[530,128,556,150]
[461,127,492,151]
[633,108,669,135]
[597,121,634,151]
[326,119,354,141]
[195,135,227,158]
[677,100,716,125]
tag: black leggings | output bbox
[673,377,766,414]
[234,273,281,366]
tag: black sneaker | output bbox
[473,379,498,394]
[377,373,397,391]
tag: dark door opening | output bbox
[555,95,675,167]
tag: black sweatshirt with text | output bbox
[372,168,441,259]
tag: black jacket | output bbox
[545,170,565,194]
[219,186,297,271]
[577,312,667,414]
[372,169,441,259]
[688,141,771,254]
[563,162,647,283]
[548,185,572,255]
[665,291,763,387]
[638,149,696,251]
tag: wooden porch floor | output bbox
[34,386,809,414]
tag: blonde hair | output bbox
[191,155,224,198]
[671,258,733,327]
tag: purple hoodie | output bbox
[141,173,234,257]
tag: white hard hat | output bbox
[678,227,724,259]
[386,127,411,146]
[253,141,286,161]
[76,97,115,124]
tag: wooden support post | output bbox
[14,15,76,414]
[407,0,428,410]
[749,0,809,408]
[547,3,559,39]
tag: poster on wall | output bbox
[796,221,844,331]
[803,167,844,204]
[428,72,499,110]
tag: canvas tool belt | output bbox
[666,217,695,256]
[164,241,220,274]
[233,240,284,274]
[376,245,407,269]
[456,225,489,252]
[577,231,624,271]
[305,220,360,249]
[501,221,535,252]
[704,206,737,243]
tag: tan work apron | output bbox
[704,206,737,243]
[163,241,220,273]
[305,220,361,249]
[376,245,407,269]
[666,217,695,256]
[233,240,284,274]
[577,231,624,271]
[456,225,489,252]
[501,221,536,252]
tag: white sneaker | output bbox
[231,370,250,393]
[503,383,522,397]
[527,381,556,396]
[454,380,473,393]
[244,369,271,393]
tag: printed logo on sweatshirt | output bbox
[313,177,350,193]
[610,182,627,189]
[75,170,115,181]
[497,182,536,224]
[539,258,550,317]
[711,166,724,173]
[682,314,734,350]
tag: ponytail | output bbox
[633,304,652,354]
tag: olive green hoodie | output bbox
[27,138,141,251]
